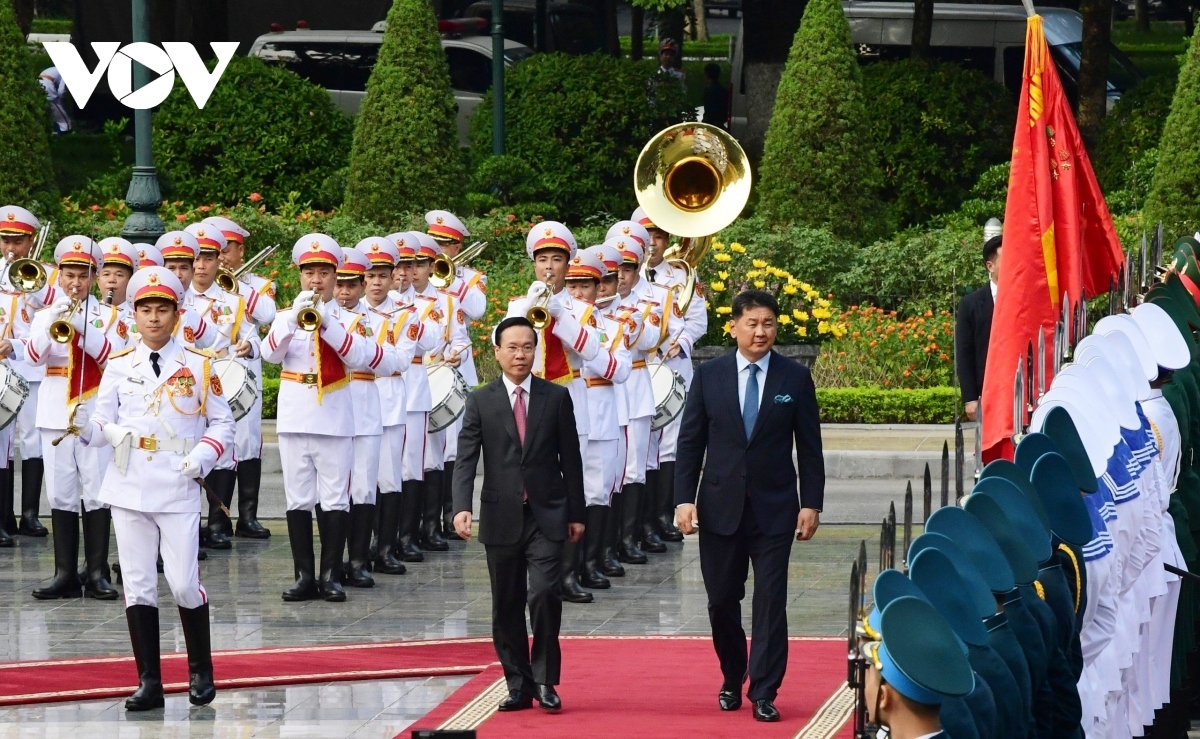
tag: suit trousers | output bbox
[42,430,108,512]
[17,381,41,459]
[112,506,206,609]
[378,423,406,493]
[485,505,564,692]
[699,497,794,701]
[279,432,352,512]
[350,434,382,505]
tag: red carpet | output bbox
[408,636,854,738]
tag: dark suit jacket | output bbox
[956,284,994,405]
[674,349,825,537]
[452,376,586,547]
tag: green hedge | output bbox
[0,1,59,217]
[816,387,957,424]
[262,377,279,420]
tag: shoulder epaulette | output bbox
[186,346,217,359]
[108,346,136,360]
[415,295,435,301]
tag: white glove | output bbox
[49,295,73,318]
[69,303,89,333]
[526,281,548,302]
[548,288,569,318]
[292,290,315,312]
[173,453,204,479]
[318,298,339,323]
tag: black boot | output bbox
[33,509,83,599]
[282,510,319,601]
[618,484,648,564]
[560,537,594,603]
[124,605,164,711]
[82,508,119,600]
[0,524,10,547]
[18,459,47,536]
[580,505,611,589]
[657,461,683,542]
[640,470,666,553]
[0,465,15,536]
[398,481,425,562]
[346,503,376,588]
[316,508,348,602]
[373,492,407,574]
[420,470,449,551]
[442,460,464,540]
[234,458,271,539]
[603,491,625,576]
[178,603,216,705]
[204,469,236,550]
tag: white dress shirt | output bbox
[990,280,998,301]
[502,373,534,411]
[736,350,770,411]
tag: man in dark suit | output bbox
[956,234,1002,421]
[674,289,825,723]
[452,316,586,712]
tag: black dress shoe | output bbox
[534,683,561,710]
[718,689,742,711]
[753,699,780,722]
[498,689,533,711]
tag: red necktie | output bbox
[514,387,528,501]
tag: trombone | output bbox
[6,221,54,294]
[430,240,487,290]
[216,243,281,294]
[526,270,553,329]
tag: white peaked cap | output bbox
[1057,363,1140,430]
[1130,302,1191,371]
[1030,395,1110,478]
[1095,314,1158,381]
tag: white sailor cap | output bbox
[1095,314,1159,381]
[291,234,343,268]
[1081,331,1151,402]
[98,237,138,271]
[1030,395,1111,478]
[355,236,400,268]
[128,266,185,306]
[526,221,577,260]
[202,216,249,245]
[185,222,227,254]
[1130,302,1191,371]
[1056,364,1140,431]
[606,220,651,248]
[426,210,469,242]
[53,236,101,269]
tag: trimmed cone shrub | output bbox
[756,0,884,241]
[1145,29,1200,242]
[344,0,465,226]
[0,1,59,216]
[154,55,351,208]
[468,53,691,220]
[1095,73,1176,194]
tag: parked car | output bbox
[247,20,533,146]
[463,0,604,55]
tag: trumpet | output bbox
[7,221,54,294]
[297,298,323,332]
[49,299,81,344]
[526,272,553,329]
[216,243,281,294]
[430,240,488,290]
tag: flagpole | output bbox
[1021,0,1037,16]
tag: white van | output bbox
[247,22,534,146]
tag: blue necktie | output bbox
[743,363,759,439]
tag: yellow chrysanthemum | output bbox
[711,242,725,251]
[714,253,731,263]
[794,310,808,321]
[818,321,831,334]
[710,281,725,292]
[778,314,792,325]
[805,290,820,301]
[753,280,765,288]
[730,243,746,253]
[718,271,729,280]
[723,320,733,336]
[745,270,762,278]
[817,298,831,309]
[812,308,832,320]
[800,282,813,292]
[716,306,732,315]
[783,285,797,295]
[798,326,808,337]
[752,259,767,269]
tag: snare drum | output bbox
[428,364,469,433]
[0,365,28,431]
[213,358,258,421]
[649,362,686,431]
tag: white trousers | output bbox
[652,410,682,463]
[112,506,206,609]
[403,412,427,482]
[279,432,352,512]
[17,381,40,459]
[584,439,618,507]
[0,424,12,468]
[425,428,446,472]
[623,416,651,485]
[42,429,108,512]
[443,414,462,462]
[378,423,406,493]
[234,393,263,461]
[351,434,381,506]
[613,425,628,493]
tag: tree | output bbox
[0,0,58,216]
[911,0,934,60]
[1145,27,1200,241]
[756,0,885,241]
[1077,0,1113,145]
[343,0,465,226]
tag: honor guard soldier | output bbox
[636,206,706,545]
[1,206,51,539]
[182,223,262,549]
[563,248,631,602]
[10,236,127,600]
[80,266,234,711]
[605,225,672,562]
[264,234,384,602]
[334,246,405,587]
[204,216,275,542]
[426,210,485,541]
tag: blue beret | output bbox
[910,548,990,647]
[909,532,996,619]
[972,476,1052,563]
[964,493,1039,585]
[1041,407,1099,493]
[878,596,975,705]
[927,506,1015,594]
[1030,451,1095,547]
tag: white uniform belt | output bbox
[134,435,193,453]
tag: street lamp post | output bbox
[120,0,165,245]
[491,0,505,156]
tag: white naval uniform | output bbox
[84,340,235,609]
[505,287,601,455]
[372,297,438,494]
[4,262,59,462]
[346,300,405,506]
[646,260,707,464]
[263,301,381,512]
[617,277,671,484]
[439,265,486,463]
[233,272,276,462]
[580,309,632,507]
[12,296,125,513]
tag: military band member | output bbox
[204,216,275,542]
[7,237,126,599]
[564,249,631,601]
[182,223,261,550]
[264,235,383,602]
[145,235,221,352]
[80,266,234,711]
[97,238,137,309]
[426,210,486,541]
[637,206,706,544]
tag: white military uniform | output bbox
[86,338,235,608]
[231,271,275,461]
[580,308,633,506]
[618,269,671,483]
[344,292,405,506]
[646,258,707,463]
[0,287,21,466]
[439,263,485,464]
[4,258,57,465]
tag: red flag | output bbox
[979,15,1124,461]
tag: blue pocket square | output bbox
[774,395,793,404]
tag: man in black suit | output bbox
[452,316,586,712]
[674,289,825,723]
[955,234,1002,421]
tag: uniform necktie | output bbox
[513,386,528,501]
[648,268,657,283]
[149,352,161,377]
[743,363,759,439]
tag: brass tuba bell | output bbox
[633,123,751,314]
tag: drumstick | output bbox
[199,476,230,516]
